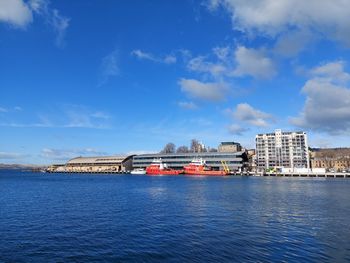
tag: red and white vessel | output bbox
[183,158,228,176]
[146,158,183,175]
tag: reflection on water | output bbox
[1,171,350,262]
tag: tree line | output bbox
[160,139,217,154]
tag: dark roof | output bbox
[220,142,241,145]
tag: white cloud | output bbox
[29,0,47,13]
[232,103,273,127]
[207,0,350,47]
[0,151,26,160]
[64,112,95,128]
[0,0,69,47]
[187,56,227,77]
[232,46,276,79]
[274,30,312,57]
[178,101,198,110]
[0,0,32,28]
[51,9,69,48]
[186,46,231,78]
[131,49,176,64]
[189,118,213,126]
[186,45,275,79]
[29,0,69,48]
[0,105,111,129]
[99,49,119,86]
[178,49,192,62]
[227,124,249,135]
[0,122,47,128]
[164,55,177,64]
[90,111,111,120]
[131,49,155,61]
[0,107,8,112]
[309,136,332,148]
[310,61,350,84]
[290,61,350,134]
[0,106,23,112]
[213,46,230,61]
[179,78,229,102]
[41,148,107,161]
[63,105,111,129]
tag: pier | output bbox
[46,169,350,178]
[249,171,350,178]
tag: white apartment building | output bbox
[255,129,310,170]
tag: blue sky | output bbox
[1,0,350,164]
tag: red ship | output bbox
[183,158,228,176]
[146,158,183,175]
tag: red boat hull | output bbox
[183,163,228,176]
[183,170,228,176]
[146,168,183,175]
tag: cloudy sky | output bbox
[1,0,350,164]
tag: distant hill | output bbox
[0,163,48,171]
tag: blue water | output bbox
[1,171,350,262]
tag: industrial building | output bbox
[310,148,350,172]
[132,151,247,171]
[47,155,134,173]
[218,142,242,153]
[255,129,309,171]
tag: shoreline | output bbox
[43,170,350,178]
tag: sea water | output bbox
[1,170,350,262]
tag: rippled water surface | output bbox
[1,170,350,262]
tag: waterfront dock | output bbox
[46,169,350,178]
[249,171,350,178]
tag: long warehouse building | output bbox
[133,151,248,171]
[47,155,134,173]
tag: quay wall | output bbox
[46,166,350,178]
[250,172,350,178]
[47,165,127,173]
